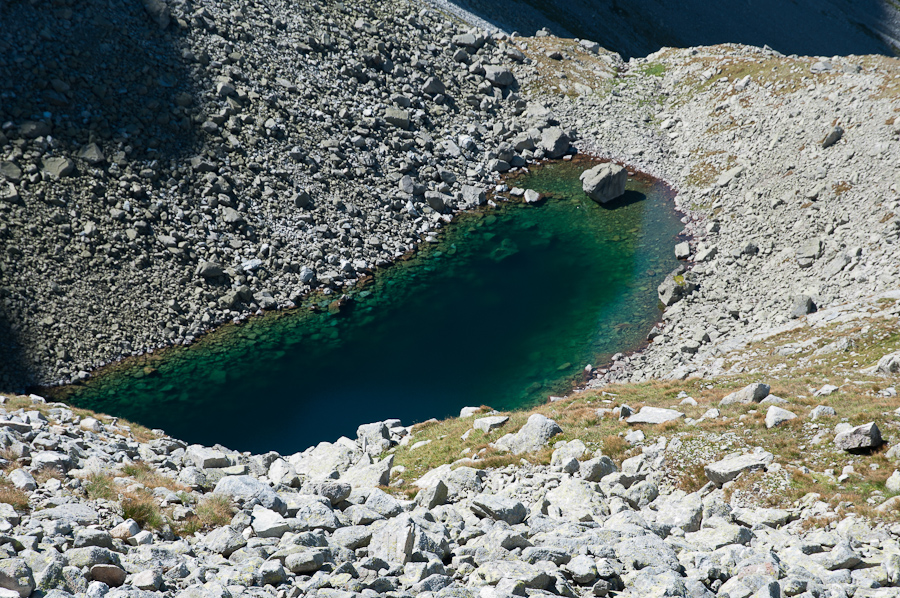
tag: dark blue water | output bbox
[55,160,683,454]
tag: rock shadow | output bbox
[444,0,897,59]
[597,189,645,210]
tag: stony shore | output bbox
[0,386,897,598]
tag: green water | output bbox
[58,160,683,454]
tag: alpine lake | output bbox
[52,158,685,454]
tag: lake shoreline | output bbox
[36,155,685,407]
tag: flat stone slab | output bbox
[474,416,509,433]
[626,407,684,425]
[705,450,774,486]
[33,504,100,525]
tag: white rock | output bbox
[473,416,509,433]
[626,407,684,425]
[765,406,797,429]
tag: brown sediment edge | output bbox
[38,153,690,408]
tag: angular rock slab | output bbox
[540,127,569,159]
[626,407,684,425]
[705,450,774,486]
[494,414,562,455]
[473,560,550,589]
[764,406,797,429]
[213,475,286,514]
[580,163,627,204]
[719,383,770,406]
[470,495,527,525]
[473,416,509,433]
[834,422,883,452]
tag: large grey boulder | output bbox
[704,449,774,486]
[822,125,844,148]
[446,466,487,499]
[213,476,286,514]
[834,422,883,452]
[357,421,391,454]
[89,564,125,588]
[765,406,797,429]
[287,494,341,531]
[415,480,448,509]
[77,143,105,165]
[545,478,606,521]
[420,77,445,95]
[540,127,569,159]
[657,269,697,306]
[494,414,562,454]
[626,407,684,425]
[41,156,75,178]
[363,487,403,518]
[470,495,527,525]
[461,185,487,207]
[340,455,393,488]
[0,559,33,598]
[9,469,35,491]
[550,439,586,467]
[790,295,817,318]
[369,515,448,565]
[655,492,703,533]
[33,504,99,525]
[580,163,627,204]
[195,262,225,279]
[810,405,837,420]
[796,238,823,267]
[685,524,753,551]
[873,352,900,375]
[472,560,550,589]
[614,535,680,571]
[285,550,326,574]
[202,526,246,557]
[303,481,351,505]
[384,107,410,130]
[484,65,515,87]
[250,506,290,538]
[185,445,229,469]
[473,416,508,433]
[579,456,617,481]
[331,525,372,550]
[290,440,360,480]
[719,383,770,406]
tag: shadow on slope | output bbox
[0,0,196,160]
[0,308,28,393]
[0,0,199,390]
[444,0,898,58]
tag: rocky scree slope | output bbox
[0,0,567,389]
[0,387,899,598]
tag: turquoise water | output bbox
[56,160,683,454]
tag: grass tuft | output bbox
[84,473,117,501]
[122,492,164,530]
